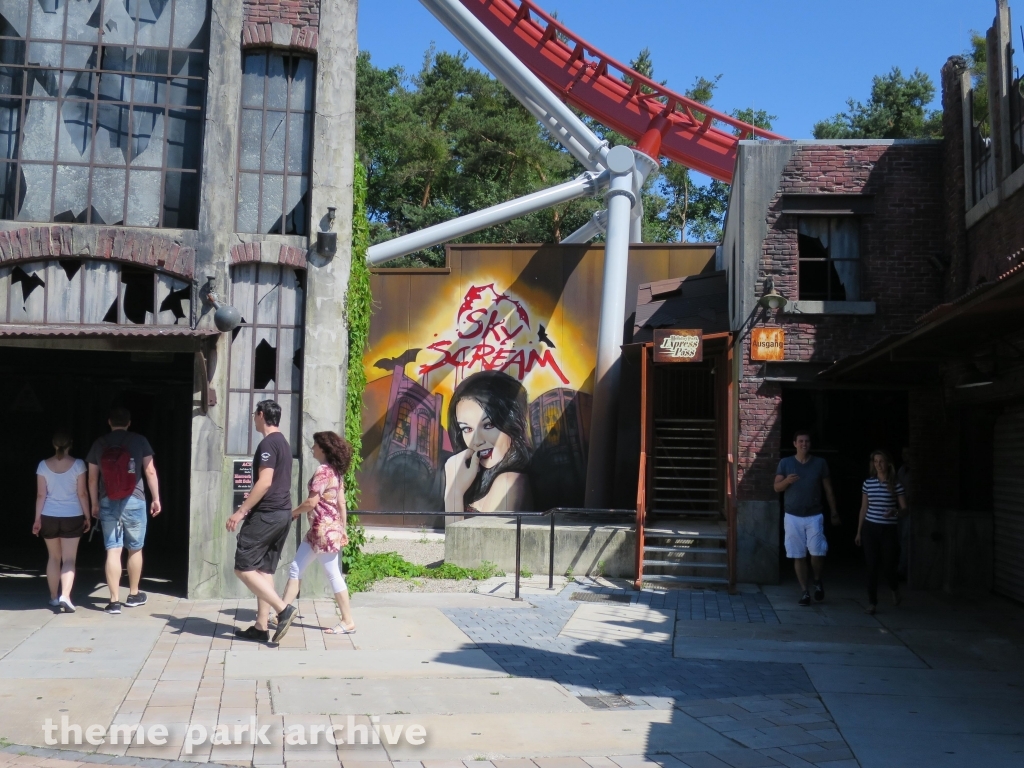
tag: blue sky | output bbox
[358,0,998,139]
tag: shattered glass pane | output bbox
[263,110,285,172]
[0,0,29,37]
[58,99,92,161]
[266,54,286,109]
[90,166,126,225]
[100,0,135,46]
[0,161,19,218]
[65,0,100,44]
[0,39,25,66]
[52,163,89,221]
[239,109,261,171]
[27,41,60,66]
[129,104,164,166]
[136,0,172,47]
[95,97,130,164]
[99,45,134,74]
[236,172,258,233]
[135,48,169,76]
[62,44,95,72]
[172,0,207,48]
[165,108,200,169]
[21,98,58,160]
[286,111,309,173]
[17,163,51,221]
[0,96,22,159]
[125,167,160,226]
[241,53,265,108]
[283,174,307,236]
[260,173,282,234]
[30,1,65,41]
[290,57,313,112]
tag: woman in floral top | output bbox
[280,431,356,634]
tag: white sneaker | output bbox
[48,597,60,608]
[58,596,76,613]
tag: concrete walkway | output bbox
[1,571,1022,768]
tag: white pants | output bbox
[784,513,828,558]
[288,540,347,593]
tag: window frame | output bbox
[234,49,315,237]
[225,261,305,457]
[796,215,863,302]
[0,0,209,228]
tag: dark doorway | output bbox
[1,347,193,596]
[780,387,909,564]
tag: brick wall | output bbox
[737,144,946,501]
[0,225,195,279]
[229,241,307,267]
[967,185,1024,284]
[242,0,319,51]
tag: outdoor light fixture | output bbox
[758,277,788,311]
[316,206,338,259]
[203,276,242,333]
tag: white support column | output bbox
[561,209,607,244]
[584,145,636,508]
[367,171,605,264]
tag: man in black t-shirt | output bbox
[227,400,298,643]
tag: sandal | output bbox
[324,624,356,635]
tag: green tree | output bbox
[965,31,988,134]
[812,66,942,139]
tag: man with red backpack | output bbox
[87,406,161,615]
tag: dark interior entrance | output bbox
[780,387,909,564]
[1,346,193,596]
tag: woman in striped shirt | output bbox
[855,450,907,614]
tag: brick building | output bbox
[0,0,358,598]
[720,0,1024,599]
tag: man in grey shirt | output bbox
[774,430,840,606]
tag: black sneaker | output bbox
[125,592,148,608]
[271,604,298,644]
[234,625,270,643]
[105,602,122,615]
[798,591,811,607]
[813,581,825,602]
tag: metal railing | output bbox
[352,508,633,599]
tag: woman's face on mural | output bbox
[456,398,511,469]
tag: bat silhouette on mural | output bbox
[373,348,422,372]
[537,324,556,348]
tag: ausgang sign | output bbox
[653,329,703,363]
[751,327,785,361]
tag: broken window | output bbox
[0,0,208,227]
[226,261,305,456]
[797,217,860,301]
[236,51,314,236]
[1,257,186,324]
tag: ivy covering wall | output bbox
[343,157,372,563]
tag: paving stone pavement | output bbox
[441,582,804,706]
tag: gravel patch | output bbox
[361,537,445,566]
[368,576,480,593]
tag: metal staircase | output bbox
[642,418,728,587]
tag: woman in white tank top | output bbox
[33,430,91,613]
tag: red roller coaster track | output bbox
[457,0,786,183]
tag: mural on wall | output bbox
[359,274,594,513]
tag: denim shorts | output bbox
[99,496,148,551]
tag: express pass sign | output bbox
[653,329,703,363]
[751,327,785,361]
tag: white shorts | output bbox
[784,513,828,558]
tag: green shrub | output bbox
[345,553,503,593]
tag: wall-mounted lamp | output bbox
[203,276,242,333]
[758,276,788,311]
[316,206,338,259]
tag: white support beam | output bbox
[366,172,606,264]
[420,0,608,169]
